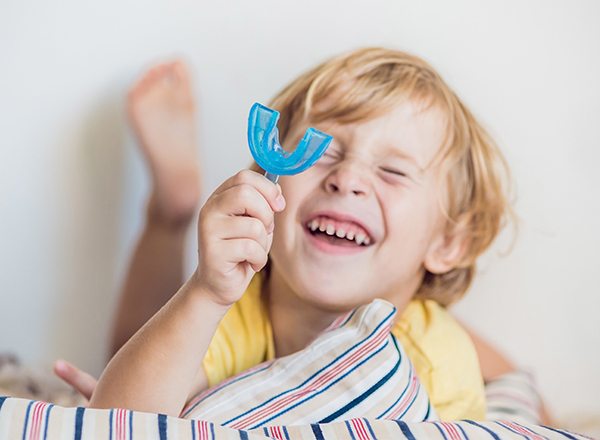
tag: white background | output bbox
[1,0,599,423]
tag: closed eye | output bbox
[380,167,407,177]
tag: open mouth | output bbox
[305,215,374,248]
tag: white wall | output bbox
[1,0,598,422]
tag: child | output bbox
[87,48,512,421]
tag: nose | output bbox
[323,160,371,197]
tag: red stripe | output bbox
[231,324,391,429]
[183,361,274,416]
[29,401,46,440]
[503,421,544,440]
[350,418,370,440]
[388,375,418,419]
[443,421,463,440]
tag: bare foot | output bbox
[127,60,201,226]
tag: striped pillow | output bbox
[182,299,436,428]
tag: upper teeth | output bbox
[307,219,371,245]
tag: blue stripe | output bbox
[363,418,378,439]
[376,337,413,419]
[43,404,54,440]
[540,425,580,440]
[432,422,449,440]
[311,424,325,440]
[21,400,34,440]
[456,423,469,439]
[191,420,196,440]
[394,421,416,440]
[109,409,114,440]
[224,308,396,426]
[183,363,272,416]
[464,420,501,440]
[158,414,168,440]
[250,340,390,428]
[74,407,85,440]
[345,420,357,440]
[0,396,7,410]
[283,425,291,440]
[263,427,269,436]
[239,429,249,440]
[423,402,432,421]
[210,421,215,440]
[320,353,400,422]
[129,410,133,440]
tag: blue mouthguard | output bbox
[247,103,333,183]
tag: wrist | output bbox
[184,270,235,312]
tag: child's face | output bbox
[269,99,452,311]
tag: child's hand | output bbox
[194,170,285,306]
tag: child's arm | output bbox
[89,170,285,416]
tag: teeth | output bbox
[307,218,371,246]
[355,233,366,245]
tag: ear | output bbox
[424,222,470,274]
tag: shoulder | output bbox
[393,299,486,420]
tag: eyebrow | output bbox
[381,145,425,173]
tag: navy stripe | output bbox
[432,422,449,440]
[158,413,168,440]
[21,400,34,440]
[251,340,390,428]
[239,429,249,440]
[311,424,325,440]
[43,404,54,440]
[344,420,357,440]
[320,353,400,422]
[464,420,502,440]
[210,421,215,440]
[224,308,395,426]
[456,423,469,439]
[0,396,7,411]
[423,401,432,421]
[540,425,580,440]
[283,425,291,440]
[432,422,448,439]
[363,418,378,439]
[109,409,114,440]
[183,363,272,416]
[263,427,269,436]
[129,410,133,440]
[74,407,85,440]
[394,421,416,440]
[191,420,196,440]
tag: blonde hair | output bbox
[256,47,513,306]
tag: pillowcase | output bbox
[181,299,436,428]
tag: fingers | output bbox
[53,359,97,401]
[220,216,271,252]
[221,239,269,273]
[213,170,285,214]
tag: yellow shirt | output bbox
[202,275,485,421]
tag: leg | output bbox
[110,61,201,356]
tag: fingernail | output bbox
[267,222,275,234]
[275,194,286,210]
